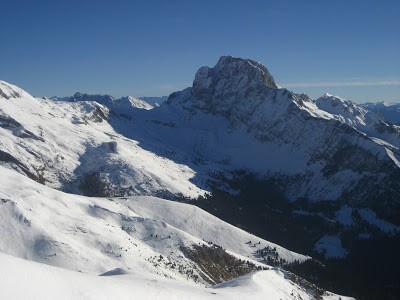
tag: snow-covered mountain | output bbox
[361,101,400,125]
[1,55,398,298]
[128,56,400,221]
[1,56,400,222]
[315,93,400,149]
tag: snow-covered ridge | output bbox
[315,93,368,126]
[70,92,153,112]
[50,93,168,110]
[361,101,400,125]
[315,93,400,148]
[139,96,168,107]
[0,80,30,99]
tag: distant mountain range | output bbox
[49,94,168,110]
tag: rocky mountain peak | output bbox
[192,56,278,96]
[172,55,284,117]
[219,56,278,88]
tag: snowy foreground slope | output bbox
[0,165,356,299]
[0,166,353,299]
[0,253,353,300]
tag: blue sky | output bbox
[1,0,399,102]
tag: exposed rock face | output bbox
[176,56,279,118]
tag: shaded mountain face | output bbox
[157,56,400,221]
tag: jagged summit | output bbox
[217,56,278,89]
[169,55,285,119]
[193,56,278,96]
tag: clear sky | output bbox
[1,0,399,102]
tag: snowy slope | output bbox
[0,165,356,299]
[0,165,306,281]
[0,253,353,300]
[0,80,205,198]
[0,164,354,299]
